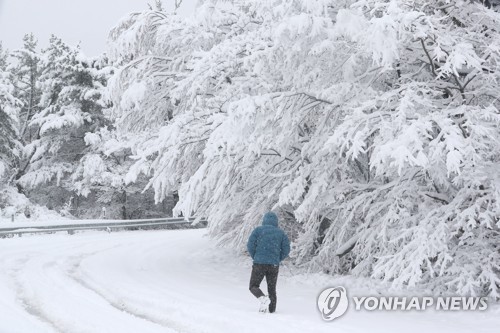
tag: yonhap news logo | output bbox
[317,287,349,320]
[317,286,488,321]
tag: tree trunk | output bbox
[121,190,127,220]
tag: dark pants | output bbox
[249,263,279,313]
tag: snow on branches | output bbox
[106,0,500,297]
[0,43,21,182]
[17,36,111,190]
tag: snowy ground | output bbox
[0,229,498,333]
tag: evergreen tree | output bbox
[10,33,41,142]
[17,35,110,192]
[72,128,172,219]
[0,43,21,184]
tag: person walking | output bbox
[247,211,290,313]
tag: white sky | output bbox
[0,0,197,57]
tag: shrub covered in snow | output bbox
[0,186,69,223]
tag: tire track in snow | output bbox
[6,257,61,333]
[4,235,175,333]
[66,252,193,333]
[71,233,251,333]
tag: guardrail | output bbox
[0,217,207,237]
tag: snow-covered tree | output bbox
[9,33,42,143]
[0,43,21,184]
[72,128,164,219]
[107,0,500,297]
[17,36,110,192]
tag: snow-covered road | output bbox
[0,229,498,333]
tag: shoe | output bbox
[258,295,271,313]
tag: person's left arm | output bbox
[247,228,259,259]
[280,232,290,261]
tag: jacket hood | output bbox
[262,212,278,227]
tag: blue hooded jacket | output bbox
[247,212,290,265]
